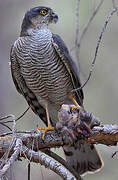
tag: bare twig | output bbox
[0,123,12,131]
[0,115,16,131]
[28,163,30,180]
[0,139,22,178]
[72,0,103,53]
[1,114,17,174]
[78,0,104,47]
[0,107,30,132]
[0,115,15,121]
[72,6,118,92]
[0,130,36,137]
[112,0,118,16]
[0,107,30,124]
[75,0,81,68]
[112,0,116,8]
[22,146,78,180]
[15,106,30,122]
[11,115,16,137]
[112,0,118,14]
[75,0,80,46]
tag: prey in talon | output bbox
[57,104,101,140]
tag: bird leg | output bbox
[71,97,80,108]
[71,97,81,125]
[38,106,54,140]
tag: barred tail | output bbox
[63,144,103,176]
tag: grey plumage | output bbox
[10,6,102,176]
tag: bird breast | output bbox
[14,28,73,106]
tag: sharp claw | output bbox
[71,105,80,110]
[38,125,54,140]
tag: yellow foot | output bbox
[38,125,54,140]
[71,105,80,111]
[72,98,81,108]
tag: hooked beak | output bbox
[51,13,59,23]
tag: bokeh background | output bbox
[0,0,118,179]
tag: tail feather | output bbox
[63,144,103,176]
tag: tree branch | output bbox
[0,124,118,179]
[19,124,118,148]
[1,105,118,179]
[22,146,78,180]
[0,138,22,178]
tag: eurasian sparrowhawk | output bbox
[10,6,102,176]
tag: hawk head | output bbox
[20,6,58,36]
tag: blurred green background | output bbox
[0,0,118,179]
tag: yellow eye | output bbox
[40,9,47,16]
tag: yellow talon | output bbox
[38,125,54,140]
[72,97,81,108]
[71,97,81,125]
[38,105,54,140]
[71,105,79,111]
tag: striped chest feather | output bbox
[14,28,73,104]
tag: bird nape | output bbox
[10,6,103,177]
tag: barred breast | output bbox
[14,27,73,108]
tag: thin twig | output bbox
[0,115,15,121]
[15,106,30,122]
[112,0,116,8]
[0,130,36,137]
[0,139,22,178]
[75,0,81,68]
[0,114,15,131]
[11,115,16,137]
[0,107,30,124]
[28,163,30,180]
[112,0,118,14]
[0,113,22,171]
[75,0,80,46]
[0,123,12,131]
[72,7,118,92]
[78,0,104,47]
[0,107,29,131]
[71,0,103,52]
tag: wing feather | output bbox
[10,45,47,125]
[52,34,84,106]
